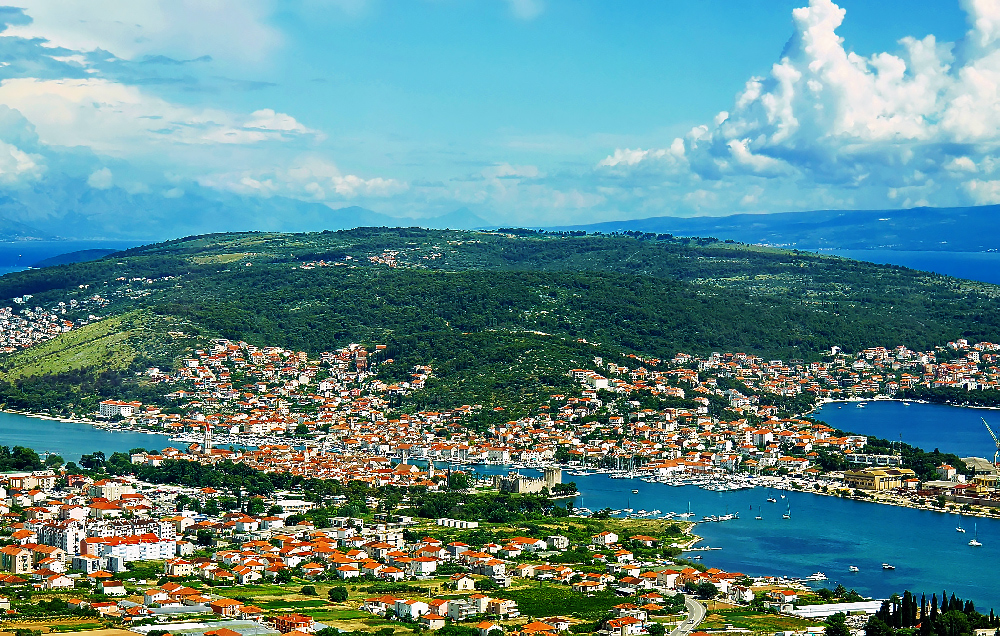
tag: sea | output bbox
[822,249,1000,285]
[0,239,144,276]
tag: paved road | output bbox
[670,595,707,636]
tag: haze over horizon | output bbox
[1,0,1000,236]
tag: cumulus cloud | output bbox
[0,78,317,155]
[3,1,281,63]
[87,167,113,189]
[201,157,407,201]
[598,0,1000,213]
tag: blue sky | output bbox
[0,0,995,229]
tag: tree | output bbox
[276,569,293,584]
[447,471,470,490]
[864,616,893,636]
[301,585,317,596]
[694,582,718,599]
[44,454,64,469]
[329,586,349,602]
[247,498,267,515]
[937,611,970,636]
[196,530,214,546]
[647,623,666,636]
[79,451,106,470]
[295,423,310,436]
[825,614,851,636]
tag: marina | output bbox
[0,402,999,608]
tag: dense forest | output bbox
[2,227,1000,411]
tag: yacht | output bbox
[848,566,860,572]
[882,563,895,570]
[969,523,982,547]
[805,572,828,581]
[632,489,639,494]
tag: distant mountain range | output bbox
[0,177,996,252]
[0,179,490,242]
[550,205,1000,252]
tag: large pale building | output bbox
[843,467,917,491]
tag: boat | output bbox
[957,519,966,533]
[849,565,859,572]
[805,572,828,581]
[882,563,895,570]
[782,504,790,519]
[969,523,982,547]
[856,402,866,408]
[632,489,639,494]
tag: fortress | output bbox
[494,467,562,494]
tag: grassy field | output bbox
[700,608,822,633]
[495,582,626,620]
[0,310,205,381]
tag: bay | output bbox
[812,400,998,459]
[0,411,172,463]
[0,239,143,277]
[497,467,1000,611]
[820,249,1000,285]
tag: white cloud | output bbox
[201,157,407,201]
[0,78,316,156]
[0,139,44,186]
[87,167,113,189]
[505,0,544,20]
[4,1,281,63]
[597,0,1000,213]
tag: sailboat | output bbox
[766,488,777,503]
[969,522,982,547]
[782,503,790,519]
[755,506,763,520]
[957,518,966,533]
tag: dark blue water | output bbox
[813,401,996,459]
[824,249,1000,285]
[0,240,143,276]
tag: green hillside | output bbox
[1,227,999,413]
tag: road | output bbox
[669,594,707,636]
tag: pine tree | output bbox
[931,593,938,620]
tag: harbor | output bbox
[0,402,999,608]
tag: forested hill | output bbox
[2,227,999,411]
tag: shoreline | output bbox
[4,404,1000,522]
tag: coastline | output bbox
[4,403,999,523]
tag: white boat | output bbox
[882,563,895,570]
[848,566,859,572]
[970,523,982,546]
[805,572,828,581]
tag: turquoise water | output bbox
[0,404,998,609]
[569,473,1000,610]
[813,401,997,459]
[0,411,172,462]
